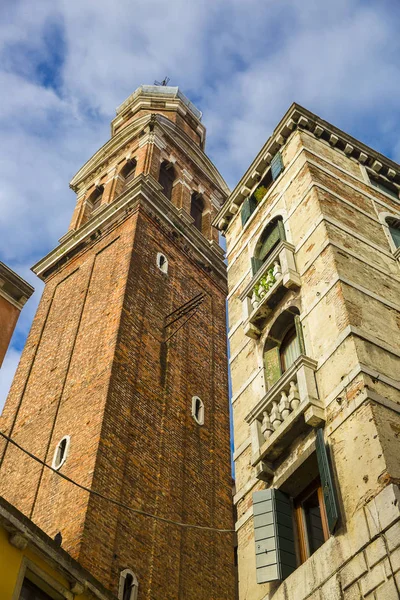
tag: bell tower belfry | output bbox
[0,86,235,600]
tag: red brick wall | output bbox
[0,200,235,599]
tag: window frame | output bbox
[156,252,168,274]
[51,436,70,471]
[191,396,204,425]
[118,569,139,600]
[294,478,329,564]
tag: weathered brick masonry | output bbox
[0,86,235,600]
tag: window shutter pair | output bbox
[241,196,258,227]
[271,151,284,181]
[253,429,339,583]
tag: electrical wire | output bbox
[0,430,235,534]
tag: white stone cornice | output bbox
[214,102,400,231]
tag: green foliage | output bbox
[253,185,268,203]
[253,268,276,299]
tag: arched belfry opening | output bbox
[120,159,137,191]
[190,192,204,232]
[158,161,175,200]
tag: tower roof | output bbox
[116,85,202,121]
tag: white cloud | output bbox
[0,0,399,399]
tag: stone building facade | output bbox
[216,104,400,600]
[0,262,33,367]
[0,86,235,600]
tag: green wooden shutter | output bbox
[294,315,305,355]
[253,488,296,583]
[264,347,282,389]
[241,197,257,227]
[389,224,400,248]
[251,257,264,275]
[271,152,284,181]
[241,199,251,226]
[316,428,339,533]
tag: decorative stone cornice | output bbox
[32,175,227,283]
[0,262,34,310]
[214,102,400,232]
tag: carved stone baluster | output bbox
[261,411,273,440]
[270,401,282,431]
[288,380,300,411]
[273,260,282,278]
[278,390,291,420]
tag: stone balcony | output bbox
[245,355,325,481]
[240,241,301,339]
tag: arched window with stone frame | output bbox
[158,160,176,201]
[263,307,304,391]
[118,569,139,600]
[251,216,286,276]
[190,192,204,232]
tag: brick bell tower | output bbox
[0,85,235,600]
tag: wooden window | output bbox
[190,193,204,231]
[158,161,175,200]
[19,579,54,600]
[294,478,329,564]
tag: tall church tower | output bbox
[0,86,235,600]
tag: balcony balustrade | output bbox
[240,241,301,339]
[245,355,325,481]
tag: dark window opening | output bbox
[123,574,133,600]
[120,160,137,189]
[195,398,202,420]
[190,193,204,231]
[53,436,69,470]
[159,161,175,201]
[19,579,53,600]
[294,478,329,563]
[88,186,104,212]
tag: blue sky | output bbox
[1,0,400,406]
